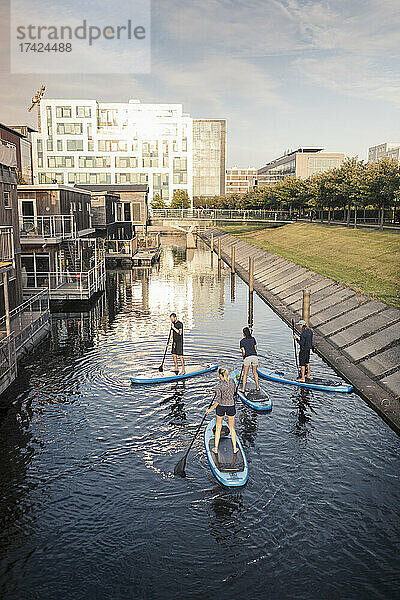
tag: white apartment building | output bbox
[368,142,400,163]
[32,99,194,204]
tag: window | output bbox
[21,253,50,288]
[56,106,72,118]
[88,140,94,151]
[142,157,158,168]
[115,172,148,184]
[48,156,74,168]
[56,122,83,135]
[66,140,84,151]
[115,156,138,168]
[57,140,63,151]
[98,140,127,152]
[79,156,111,168]
[4,191,10,208]
[68,172,111,184]
[47,139,53,151]
[76,106,91,118]
[38,172,64,183]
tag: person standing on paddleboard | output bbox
[293,320,313,382]
[240,327,260,393]
[206,367,238,455]
[170,313,185,375]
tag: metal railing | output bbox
[22,262,106,298]
[19,215,77,239]
[0,226,14,264]
[105,238,137,256]
[150,208,292,221]
[137,234,160,249]
[0,333,16,382]
[0,289,49,358]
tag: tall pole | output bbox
[231,245,235,274]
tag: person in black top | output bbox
[239,327,260,393]
[170,313,185,375]
[293,320,313,382]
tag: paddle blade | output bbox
[158,366,164,372]
[174,454,187,477]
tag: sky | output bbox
[0,0,399,168]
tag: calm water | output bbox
[0,239,399,600]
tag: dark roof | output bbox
[75,184,149,192]
[0,123,26,138]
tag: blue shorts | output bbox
[216,405,236,417]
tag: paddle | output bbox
[235,363,244,398]
[291,319,299,374]
[174,393,216,478]
[158,328,172,372]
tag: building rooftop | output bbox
[258,147,327,172]
[18,183,91,195]
[75,184,149,193]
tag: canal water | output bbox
[1,239,399,600]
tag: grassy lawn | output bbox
[219,223,400,308]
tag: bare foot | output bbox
[296,378,306,382]
[233,447,239,454]
[212,447,218,454]
[179,370,185,376]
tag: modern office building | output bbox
[193,119,226,199]
[31,99,194,205]
[257,148,345,185]
[226,167,257,195]
[368,143,400,163]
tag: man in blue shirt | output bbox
[293,320,313,382]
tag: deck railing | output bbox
[22,262,106,298]
[0,333,17,383]
[19,215,76,239]
[0,226,14,264]
[0,289,49,358]
[105,238,137,256]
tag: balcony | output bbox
[0,139,17,168]
[22,261,106,301]
[105,238,137,258]
[19,215,77,242]
[0,226,14,272]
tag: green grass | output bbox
[221,223,400,308]
[217,223,284,235]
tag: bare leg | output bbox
[179,355,185,375]
[297,366,306,382]
[227,415,237,453]
[241,365,249,392]
[213,415,223,453]
[172,354,178,372]
[306,363,310,378]
[252,364,260,390]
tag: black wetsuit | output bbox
[171,321,183,356]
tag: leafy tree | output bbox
[151,194,167,209]
[171,190,190,209]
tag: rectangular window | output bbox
[142,157,158,168]
[67,172,111,184]
[66,140,84,151]
[56,106,72,118]
[115,173,148,184]
[76,106,91,118]
[4,190,10,208]
[47,139,53,151]
[88,140,94,152]
[98,140,127,152]
[57,140,63,151]
[56,122,83,135]
[78,156,111,168]
[115,156,138,168]
[48,156,74,168]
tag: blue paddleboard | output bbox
[230,369,272,411]
[257,367,353,393]
[130,363,218,384]
[204,418,248,487]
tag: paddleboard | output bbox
[257,367,353,393]
[204,418,248,487]
[230,369,272,411]
[130,363,218,384]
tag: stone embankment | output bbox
[200,230,400,434]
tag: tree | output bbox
[171,190,190,209]
[151,193,167,209]
[364,158,400,228]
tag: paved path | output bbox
[201,230,400,433]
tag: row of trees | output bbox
[198,157,400,225]
[150,157,400,225]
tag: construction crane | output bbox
[28,85,46,131]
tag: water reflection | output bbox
[160,382,187,425]
[290,387,315,439]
